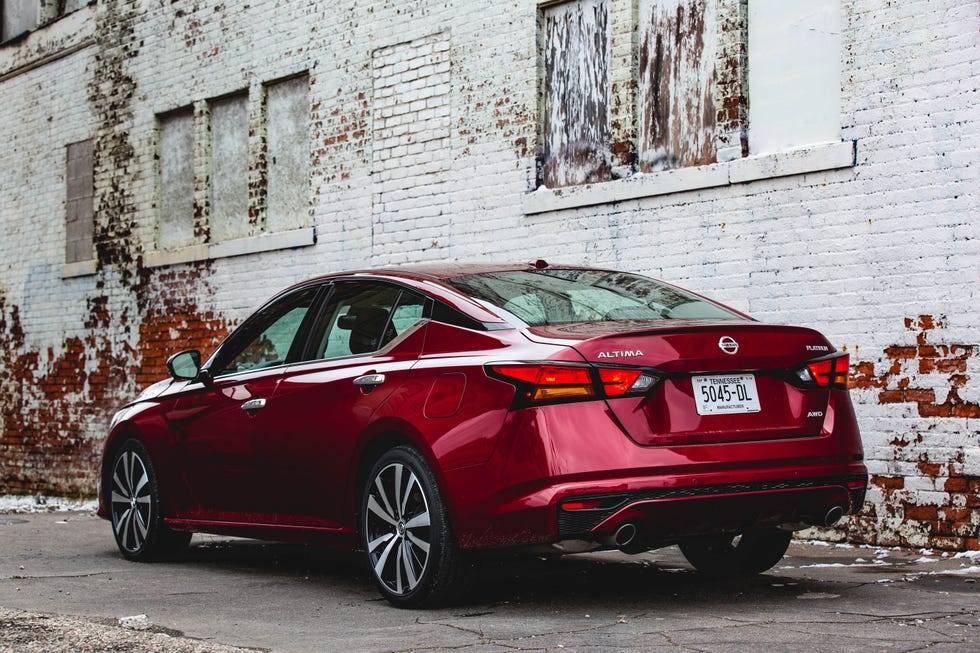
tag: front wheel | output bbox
[679,528,791,576]
[360,445,470,607]
[108,439,191,561]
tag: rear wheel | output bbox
[361,445,470,607]
[108,439,191,561]
[679,528,791,576]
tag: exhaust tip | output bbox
[824,505,845,526]
[614,523,638,548]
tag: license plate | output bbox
[692,374,761,415]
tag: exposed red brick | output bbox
[850,361,884,389]
[903,505,938,521]
[872,475,905,490]
[917,344,939,358]
[878,389,905,403]
[936,359,968,374]
[883,345,917,360]
[854,317,978,451]
[940,507,972,522]
[904,389,936,404]
[945,476,969,492]
[918,403,952,418]
[917,461,942,477]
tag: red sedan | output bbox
[98,262,867,607]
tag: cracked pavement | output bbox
[1,511,978,652]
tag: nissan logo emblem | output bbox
[719,336,739,355]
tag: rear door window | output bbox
[307,282,426,360]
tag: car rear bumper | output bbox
[557,473,867,539]
[442,398,867,550]
[450,464,868,550]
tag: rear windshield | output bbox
[447,269,743,326]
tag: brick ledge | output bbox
[524,140,857,215]
[143,227,316,268]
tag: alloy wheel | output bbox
[364,462,432,595]
[110,449,153,554]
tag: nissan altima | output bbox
[98,262,867,607]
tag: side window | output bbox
[386,293,426,341]
[309,283,426,360]
[212,286,319,376]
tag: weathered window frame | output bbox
[1,0,91,45]
[145,72,315,269]
[61,138,97,278]
[536,0,613,189]
[527,0,854,214]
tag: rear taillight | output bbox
[489,364,595,402]
[597,367,657,396]
[795,353,850,389]
[487,363,659,407]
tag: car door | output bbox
[250,280,428,529]
[167,284,323,522]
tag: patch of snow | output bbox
[925,566,980,577]
[792,560,895,569]
[0,495,98,514]
[796,592,841,600]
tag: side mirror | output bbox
[166,350,202,381]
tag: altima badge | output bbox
[718,336,739,355]
[597,350,644,359]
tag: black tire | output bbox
[108,439,191,561]
[679,528,791,577]
[360,445,471,607]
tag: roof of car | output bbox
[266,263,579,326]
[354,261,569,280]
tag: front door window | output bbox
[211,286,319,376]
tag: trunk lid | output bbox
[527,320,837,446]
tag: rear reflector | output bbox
[561,500,605,511]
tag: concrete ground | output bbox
[1,509,978,652]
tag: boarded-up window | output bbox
[65,139,94,264]
[637,0,717,172]
[540,0,611,188]
[209,93,250,242]
[2,0,36,41]
[748,0,841,154]
[63,0,88,13]
[266,75,310,234]
[158,107,195,250]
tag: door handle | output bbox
[353,373,386,387]
[240,398,267,412]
